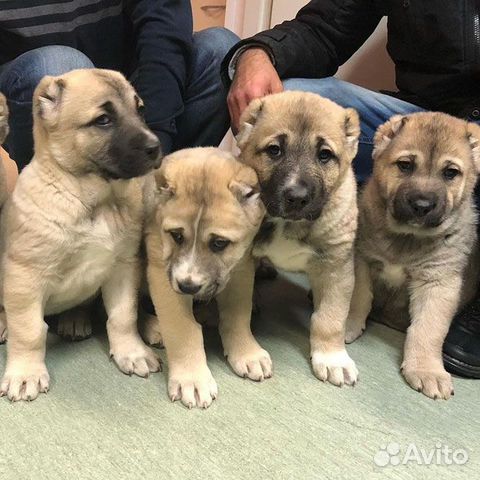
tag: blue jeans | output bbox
[284,78,424,182]
[0,27,238,169]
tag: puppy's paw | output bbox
[0,362,49,402]
[110,339,161,378]
[345,321,365,344]
[311,349,358,386]
[168,364,218,409]
[402,366,454,400]
[139,314,164,347]
[0,310,7,344]
[57,309,92,341]
[226,345,273,382]
[0,94,8,144]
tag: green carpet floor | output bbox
[0,273,478,480]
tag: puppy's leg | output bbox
[345,257,373,343]
[217,255,272,382]
[0,274,49,401]
[57,304,92,341]
[102,259,161,378]
[401,276,459,400]
[309,259,358,386]
[0,94,8,144]
[148,261,217,409]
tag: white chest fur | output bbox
[46,205,135,314]
[379,263,407,288]
[254,219,317,272]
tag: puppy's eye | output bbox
[209,237,230,253]
[265,144,282,158]
[443,167,461,181]
[169,230,184,245]
[317,149,334,164]
[137,105,145,119]
[396,160,414,174]
[94,114,112,127]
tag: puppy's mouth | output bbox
[387,209,446,236]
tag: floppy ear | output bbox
[373,114,409,159]
[0,93,9,144]
[153,169,174,204]
[229,166,265,226]
[236,98,264,150]
[467,122,480,174]
[344,108,360,158]
[34,76,66,125]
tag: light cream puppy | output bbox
[0,69,162,402]
[347,112,480,400]
[144,147,268,409]
[237,91,360,386]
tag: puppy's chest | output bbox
[253,219,319,272]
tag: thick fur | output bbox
[346,112,480,400]
[144,147,268,409]
[237,91,360,386]
[0,69,163,402]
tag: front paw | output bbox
[0,362,50,402]
[311,349,358,386]
[345,320,365,344]
[110,338,161,378]
[139,314,164,347]
[226,345,273,382]
[168,363,218,409]
[402,365,454,400]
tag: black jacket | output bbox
[222,0,480,120]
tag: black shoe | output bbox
[443,298,480,378]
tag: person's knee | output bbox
[284,77,355,101]
[193,27,239,64]
[1,46,94,102]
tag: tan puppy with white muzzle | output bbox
[237,91,360,387]
[0,69,163,401]
[144,147,269,409]
[346,112,480,400]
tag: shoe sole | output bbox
[443,352,480,379]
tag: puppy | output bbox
[346,112,480,400]
[0,69,162,401]
[237,91,360,386]
[144,147,268,408]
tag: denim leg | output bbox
[0,46,94,169]
[284,77,424,182]
[173,27,239,150]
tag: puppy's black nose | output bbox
[145,139,161,160]
[284,185,311,210]
[177,280,202,295]
[408,193,437,217]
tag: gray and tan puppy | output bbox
[144,147,268,409]
[346,112,480,400]
[237,91,360,386]
[0,69,163,402]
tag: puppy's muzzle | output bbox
[177,279,202,295]
[393,189,445,228]
[281,181,315,217]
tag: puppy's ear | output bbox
[34,76,65,125]
[467,122,480,174]
[0,93,9,145]
[230,166,265,225]
[236,98,264,149]
[153,169,174,204]
[373,115,409,159]
[344,108,360,158]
